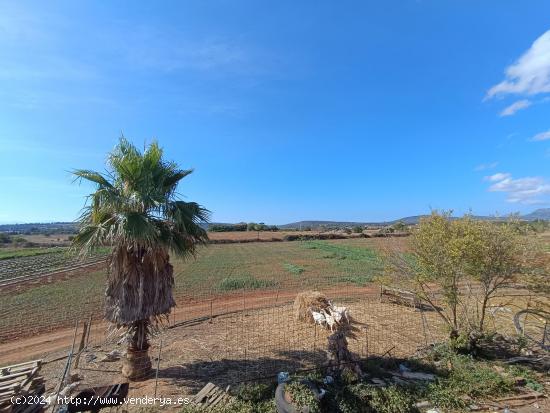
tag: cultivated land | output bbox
[0,237,400,342]
[0,232,548,412]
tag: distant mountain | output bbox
[1,209,548,233]
[521,208,550,221]
[0,222,77,234]
[278,220,383,229]
[279,209,550,229]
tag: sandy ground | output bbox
[0,285,381,365]
[20,298,446,409]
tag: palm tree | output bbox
[72,138,209,379]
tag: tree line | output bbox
[209,222,279,232]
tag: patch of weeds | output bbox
[181,399,276,413]
[425,352,513,409]
[217,275,278,291]
[283,263,305,276]
[180,383,276,412]
[302,241,382,280]
[236,382,275,403]
[330,382,418,413]
[507,365,544,392]
[337,274,373,285]
[368,386,419,413]
[285,381,321,413]
[303,241,379,261]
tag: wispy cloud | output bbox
[484,172,550,204]
[112,25,276,78]
[499,99,531,116]
[530,129,550,142]
[0,4,280,112]
[484,172,511,182]
[486,30,550,99]
[474,162,498,171]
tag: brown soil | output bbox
[0,285,380,365]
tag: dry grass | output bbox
[293,291,330,323]
[34,293,447,409]
[206,231,309,242]
[20,234,74,246]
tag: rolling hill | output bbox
[1,209,549,233]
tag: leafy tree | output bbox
[352,226,363,234]
[386,212,530,339]
[457,218,527,332]
[391,220,408,232]
[71,138,209,379]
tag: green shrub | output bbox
[236,383,274,403]
[285,381,321,413]
[283,263,305,276]
[507,365,544,392]
[426,352,513,409]
[217,275,278,291]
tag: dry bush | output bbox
[293,291,330,323]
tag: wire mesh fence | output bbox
[1,236,542,410]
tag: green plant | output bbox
[236,383,274,403]
[283,263,305,276]
[426,352,513,409]
[368,386,418,413]
[217,275,278,291]
[180,399,276,413]
[285,381,321,413]
[385,212,531,338]
[507,365,544,392]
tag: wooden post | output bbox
[209,300,213,324]
[73,321,89,369]
[85,314,93,347]
[154,340,163,399]
[52,320,79,413]
[66,320,79,380]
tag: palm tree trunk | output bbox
[122,319,152,379]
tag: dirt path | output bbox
[0,285,377,365]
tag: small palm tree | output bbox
[72,138,209,379]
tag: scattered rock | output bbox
[85,353,97,363]
[69,373,81,383]
[100,350,122,362]
[520,348,534,356]
[371,378,386,386]
[414,400,431,408]
[400,371,436,381]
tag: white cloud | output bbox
[474,162,498,171]
[484,172,511,182]
[530,129,550,141]
[487,30,550,99]
[499,99,531,116]
[485,172,550,204]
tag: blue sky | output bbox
[1,1,549,224]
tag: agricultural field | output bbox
[20,233,75,246]
[0,238,392,341]
[0,246,67,260]
[0,247,109,283]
